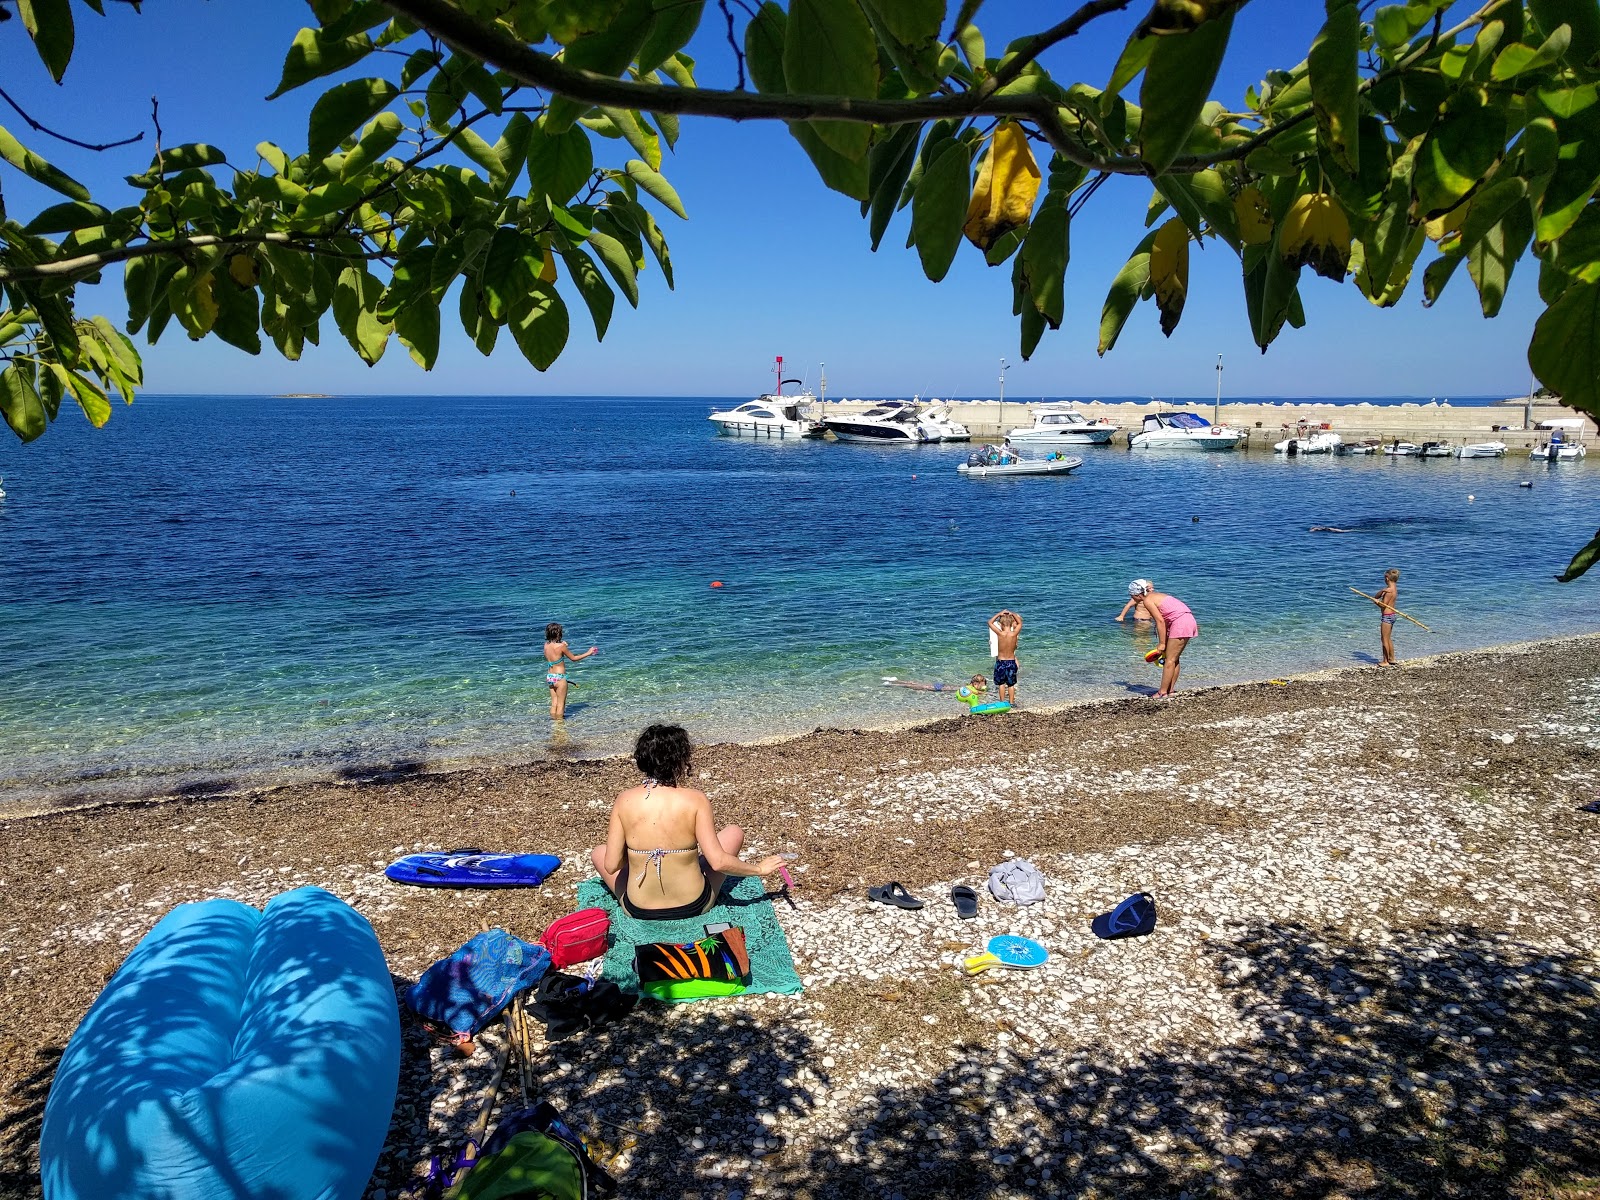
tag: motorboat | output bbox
[959,447,1083,477]
[1006,405,1119,447]
[707,394,818,438]
[1382,441,1421,457]
[1419,440,1456,458]
[1273,428,1343,455]
[709,354,819,437]
[820,399,934,443]
[1334,440,1378,456]
[1127,411,1244,451]
[1530,435,1587,461]
[916,400,972,442]
[1455,441,1508,459]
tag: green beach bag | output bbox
[446,1131,586,1200]
[633,927,751,1001]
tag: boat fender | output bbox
[1210,427,1225,436]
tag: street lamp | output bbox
[998,357,1010,435]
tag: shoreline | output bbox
[7,630,1599,825]
[2,635,1598,1197]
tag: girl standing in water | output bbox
[1127,580,1199,698]
[544,622,597,720]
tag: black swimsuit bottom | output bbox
[622,875,716,922]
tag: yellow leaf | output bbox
[539,245,558,284]
[1280,192,1352,281]
[1150,217,1189,336]
[1235,185,1273,245]
[228,254,259,287]
[1424,202,1467,250]
[962,120,1042,251]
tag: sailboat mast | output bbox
[1214,354,1224,426]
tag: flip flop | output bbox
[950,884,979,920]
[867,881,924,910]
[1580,800,1600,814]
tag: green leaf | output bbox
[788,121,871,201]
[0,124,91,201]
[1528,277,1600,418]
[1537,110,1600,242]
[21,201,114,235]
[867,123,921,250]
[1097,228,1158,355]
[909,140,971,283]
[1139,10,1235,177]
[267,26,375,98]
[1421,251,1464,307]
[168,267,220,339]
[210,275,263,355]
[18,0,74,84]
[586,227,640,306]
[88,315,142,383]
[600,107,662,170]
[1106,34,1153,99]
[784,0,879,161]
[527,121,595,201]
[629,202,675,287]
[557,244,616,338]
[745,2,787,92]
[1308,1,1360,174]
[456,127,508,191]
[481,229,536,321]
[377,247,439,321]
[1491,24,1572,80]
[623,159,687,219]
[547,0,657,130]
[1529,0,1600,66]
[1411,100,1506,219]
[395,300,441,369]
[307,78,400,161]
[638,0,705,74]
[458,284,498,356]
[338,111,404,180]
[508,282,570,371]
[1019,195,1069,328]
[0,363,47,442]
[332,265,391,364]
[432,228,493,293]
[1555,528,1600,582]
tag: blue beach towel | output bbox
[576,876,803,1003]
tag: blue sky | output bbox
[3,1,1538,400]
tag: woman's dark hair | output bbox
[545,622,563,642]
[634,724,693,786]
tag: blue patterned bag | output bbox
[406,929,551,1038]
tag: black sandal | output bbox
[950,884,979,919]
[867,881,924,910]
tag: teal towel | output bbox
[576,876,804,1003]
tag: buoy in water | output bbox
[710,580,724,588]
[1467,494,1475,501]
[1518,481,1533,489]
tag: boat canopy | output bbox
[1158,412,1212,429]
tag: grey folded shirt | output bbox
[987,859,1046,905]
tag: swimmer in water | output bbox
[1309,525,1356,533]
[884,674,988,695]
[544,622,598,720]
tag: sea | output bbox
[1,393,1594,814]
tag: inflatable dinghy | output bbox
[41,886,399,1200]
[385,850,562,888]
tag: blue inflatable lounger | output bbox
[41,886,401,1200]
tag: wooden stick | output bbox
[1348,586,1433,631]
[464,1040,511,1162]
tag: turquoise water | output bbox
[0,394,1594,812]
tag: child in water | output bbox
[544,622,598,720]
[883,675,1003,713]
[1372,569,1400,667]
[988,609,1023,705]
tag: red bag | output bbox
[540,907,610,969]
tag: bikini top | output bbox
[625,779,698,887]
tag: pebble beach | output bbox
[3,636,1598,1199]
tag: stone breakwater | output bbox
[809,398,1594,447]
[2,637,1597,1199]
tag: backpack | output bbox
[539,908,609,970]
[448,1103,616,1200]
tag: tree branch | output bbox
[982,0,1135,94]
[0,86,144,152]
[0,231,391,283]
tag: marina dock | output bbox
[805,397,1593,448]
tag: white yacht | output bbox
[1419,440,1456,458]
[707,394,818,438]
[1455,441,1508,459]
[1127,411,1244,451]
[916,400,972,442]
[820,400,934,443]
[1382,441,1421,457]
[1007,405,1119,447]
[1274,429,1343,455]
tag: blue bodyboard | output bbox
[385,850,562,888]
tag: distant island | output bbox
[277,393,332,399]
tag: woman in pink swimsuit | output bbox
[1128,579,1198,697]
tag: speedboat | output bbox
[1127,411,1244,451]
[708,394,818,438]
[1382,441,1420,457]
[916,400,972,442]
[1274,429,1343,455]
[958,447,1083,477]
[820,399,932,443]
[1455,441,1508,458]
[1419,440,1456,458]
[1530,436,1587,461]
[1334,440,1379,456]
[1006,405,1119,447]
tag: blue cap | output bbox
[1091,892,1157,940]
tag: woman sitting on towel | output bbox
[592,723,785,921]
